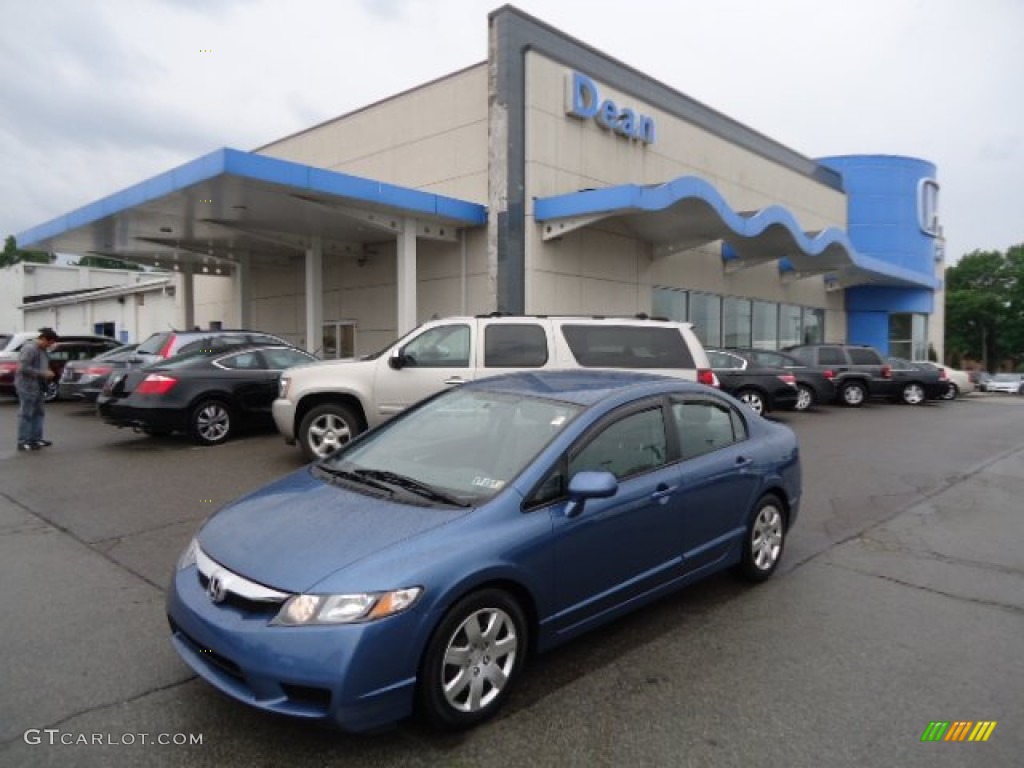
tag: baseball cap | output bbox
[38,327,59,341]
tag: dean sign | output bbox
[565,71,656,145]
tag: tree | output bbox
[72,255,144,271]
[1,235,53,268]
[945,245,1024,370]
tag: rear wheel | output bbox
[839,381,866,407]
[189,400,232,445]
[43,380,59,402]
[736,389,766,416]
[900,383,926,405]
[736,495,786,582]
[941,382,958,400]
[793,384,814,412]
[418,589,527,730]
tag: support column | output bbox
[396,219,417,335]
[182,264,195,330]
[233,253,252,328]
[305,237,323,355]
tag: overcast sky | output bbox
[1,0,1021,263]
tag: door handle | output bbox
[651,484,677,503]
[444,377,467,386]
[735,456,753,469]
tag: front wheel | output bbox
[189,400,232,445]
[900,383,926,405]
[736,389,766,416]
[736,495,786,582]
[298,403,362,461]
[418,589,527,730]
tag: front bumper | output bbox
[272,399,297,442]
[166,565,421,732]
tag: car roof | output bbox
[460,369,709,406]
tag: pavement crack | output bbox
[0,490,165,592]
[0,675,198,748]
[858,534,1024,577]
[825,560,1024,616]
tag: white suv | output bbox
[274,315,715,460]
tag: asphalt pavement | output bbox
[0,393,1021,767]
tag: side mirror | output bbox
[388,352,406,370]
[565,470,618,518]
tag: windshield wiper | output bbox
[352,469,470,508]
[314,465,395,496]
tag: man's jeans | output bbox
[17,387,45,445]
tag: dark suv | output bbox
[782,344,893,407]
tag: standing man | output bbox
[15,327,58,451]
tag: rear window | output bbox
[561,325,695,369]
[815,347,845,365]
[484,324,548,368]
[848,348,882,365]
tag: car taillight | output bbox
[158,337,176,358]
[0,361,17,378]
[136,374,178,395]
[822,369,835,380]
[84,365,113,377]
[881,365,892,379]
[778,374,797,386]
[697,368,718,387]
[938,368,948,380]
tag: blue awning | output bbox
[534,176,939,290]
[17,148,487,269]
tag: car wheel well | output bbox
[432,579,539,657]
[758,488,791,530]
[294,393,367,435]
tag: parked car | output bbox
[783,343,893,407]
[0,335,122,400]
[984,372,1024,394]
[168,369,801,733]
[913,362,975,399]
[885,358,948,404]
[58,344,139,403]
[970,370,993,391]
[99,345,316,445]
[705,349,798,415]
[721,347,836,411]
[274,314,717,461]
[131,329,295,366]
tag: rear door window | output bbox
[562,325,695,369]
[484,324,548,367]
[815,347,845,365]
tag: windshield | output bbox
[992,373,1021,381]
[324,388,582,505]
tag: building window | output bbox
[778,305,802,349]
[722,297,751,348]
[688,293,722,347]
[751,301,778,350]
[889,313,928,360]
[653,287,687,322]
[801,308,825,345]
[323,321,357,359]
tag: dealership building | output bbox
[17,5,944,361]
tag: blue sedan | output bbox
[167,370,801,732]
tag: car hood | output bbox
[197,467,470,593]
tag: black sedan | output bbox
[723,347,837,411]
[58,344,140,403]
[886,357,948,404]
[705,349,799,415]
[98,345,316,445]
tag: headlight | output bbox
[271,587,422,626]
[177,538,199,571]
[278,375,291,399]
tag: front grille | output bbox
[197,572,283,615]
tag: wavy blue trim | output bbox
[535,176,938,289]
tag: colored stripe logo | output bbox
[921,721,997,742]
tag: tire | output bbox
[900,383,926,406]
[298,403,362,461]
[43,380,59,402]
[418,589,527,731]
[941,382,958,401]
[736,389,767,416]
[793,384,814,412]
[189,399,232,445]
[839,381,866,407]
[736,495,786,583]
